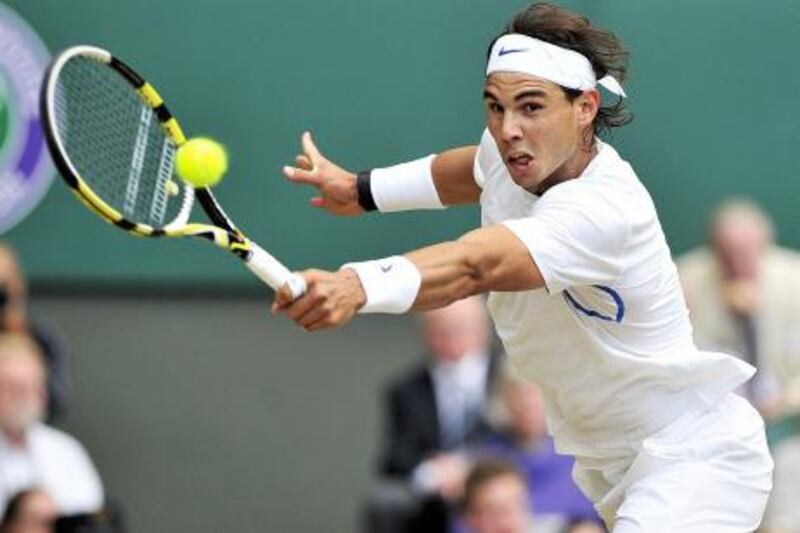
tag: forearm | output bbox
[431,146,481,206]
[365,146,480,211]
[406,225,543,311]
[405,240,490,311]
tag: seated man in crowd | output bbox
[0,244,71,421]
[0,334,103,516]
[461,459,533,533]
[366,296,500,533]
[677,199,800,532]
[460,459,604,533]
[678,199,800,415]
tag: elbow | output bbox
[456,239,500,297]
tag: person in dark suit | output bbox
[365,296,499,533]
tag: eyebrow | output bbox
[482,89,548,101]
[514,89,548,101]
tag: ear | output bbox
[575,89,600,128]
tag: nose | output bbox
[501,111,523,142]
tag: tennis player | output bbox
[274,3,773,530]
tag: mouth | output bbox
[506,152,534,173]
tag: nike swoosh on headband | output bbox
[498,46,527,56]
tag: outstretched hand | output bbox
[272,268,366,331]
[282,132,364,216]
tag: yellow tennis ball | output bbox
[175,137,228,187]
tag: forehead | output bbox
[475,474,527,502]
[484,71,562,98]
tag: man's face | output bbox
[483,72,596,192]
[466,475,530,533]
[713,220,767,281]
[422,298,488,363]
[0,353,45,434]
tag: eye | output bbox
[486,102,503,114]
[522,103,542,114]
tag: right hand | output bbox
[282,131,364,216]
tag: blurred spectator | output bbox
[461,459,604,533]
[0,334,103,515]
[461,458,532,533]
[0,490,57,533]
[480,371,601,532]
[677,199,800,532]
[677,199,800,416]
[0,244,71,420]
[365,296,499,533]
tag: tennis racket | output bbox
[40,45,306,298]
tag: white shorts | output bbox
[572,394,773,532]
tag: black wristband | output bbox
[356,170,378,212]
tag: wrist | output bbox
[339,268,368,310]
[339,256,421,314]
[355,170,377,212]
[358,155,444,213]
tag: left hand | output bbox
[272,268,366,331]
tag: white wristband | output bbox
[371,155,445,212]
[341,256,422,314]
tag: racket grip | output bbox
[246,242,306,299]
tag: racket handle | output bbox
[246,242,306,299]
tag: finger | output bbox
[283,293,319,322]
[272,283,296,311]
[283,166,321,186]
[306,312,346,332]
[302,131,323,165]
[295,155,313,170]
[305,321,330,332]
[310,196,347,210]
[297,306,327,329]
[306,315,335,332]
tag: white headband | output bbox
[486,33,626,97]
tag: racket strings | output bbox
[53,56,184,228]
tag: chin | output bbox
[506,166,542,192]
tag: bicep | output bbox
[431,146,481,205]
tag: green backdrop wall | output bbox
[4,0,799,285]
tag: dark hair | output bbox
[489,2,633,137]
[462,458,526,511]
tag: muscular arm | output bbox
[407,224,544,310]
[431,146,481,206]
[273,224,544,329]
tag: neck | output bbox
[533,137,598,195]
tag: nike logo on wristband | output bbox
[498,46,527,56]
[380,263,393,273]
